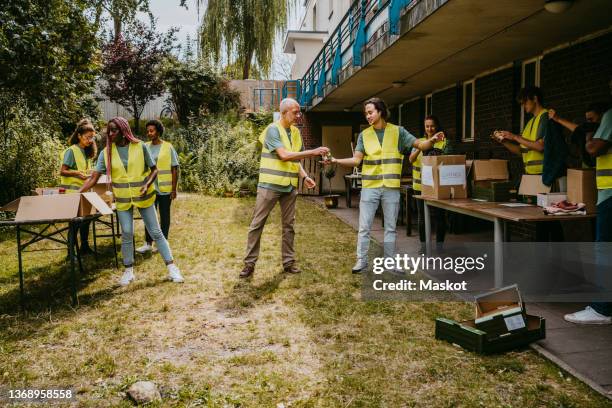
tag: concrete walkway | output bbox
[305,195,612,400]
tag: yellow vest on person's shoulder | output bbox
[596,147,612,190]
[412,136,447,191]
[361,124,404,189]
[258,122,302,188]
[146,140,174,193]
[59,144,92,193]
[104,142,156,211]
[521,109,547,175]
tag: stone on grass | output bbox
[127,381,161,404]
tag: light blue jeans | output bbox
[117,204,173,266]
[357,187,400,263]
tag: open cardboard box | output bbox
[518,174,551,196]
[470,159,509,181]
[0,193,113,222]
[420,155,467,199]
[435,284,545,354]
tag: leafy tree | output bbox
[0,0,100,125]
[89,0,152,41]
[163,60,240,126]
[198,0,293,79]
[100,21,176,133]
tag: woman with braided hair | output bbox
[80,117,184,286]
[59,118,97,254]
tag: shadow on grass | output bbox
[216,272,288,312]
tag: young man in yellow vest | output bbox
[409,115,450,246]
[80,117,184,286]
[136,120,179,254]
[240,98,330,278]
[329,98,443,274]
[494,86,563,241]
[565,103,612,325]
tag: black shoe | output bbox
[239,264,255,278]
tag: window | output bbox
[462,80,475,141]
[520,56,541,130]
[425,93,432,117]
[313,4,317,30]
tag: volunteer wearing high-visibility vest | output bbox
[408,115,450,245]
[565,105,612,325]
[495,86,547,175]
[548,102,609,169]
[329,98,443,274]
[60,119,97,255]
[80,117,184,286]
[240,98,330,278]
[135,120,179,255]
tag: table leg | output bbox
[17,226,25,312]
[494,218,504,288]
[68,221,78,307]
[111,214,119,269]
[424,202,432,254]
[345,179,351,209]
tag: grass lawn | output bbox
[0,193,610,407]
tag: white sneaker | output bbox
[167,264,184,283]
[119,267,135,286]
[564,306,612,325]
[135,243,152,254]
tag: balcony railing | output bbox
[297,0,415,108]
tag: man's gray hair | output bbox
[279,98,300,113]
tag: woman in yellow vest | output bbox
[79,117,184,286]
[60,119,97,254]
[135,120,179,254]
[329,98,443,274]
[408,115,449,246]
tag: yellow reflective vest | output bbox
[258,122,302,188]
[361,124,404,189]
[521,109,547,175]
[412,136,447,192]
[596,147,612,190]
[59,144,92,193]
[146,140,174,193]
[104,142,156,211]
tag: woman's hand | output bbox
[139,184,149,196]
[499,130,516,142]
[78,171,89,180]
[548,109,558,121]
[430,131,445,143]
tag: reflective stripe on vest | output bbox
[105,142,156,211]
[146,140,174,193]
[362,124,404,189]
[258,122,302,188]
[521,109,547,175]
[59,145,92,193]
[596,147,612,190]
[411,136,446,191]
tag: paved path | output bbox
[306,195,612,400]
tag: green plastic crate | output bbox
[435,314,545,354]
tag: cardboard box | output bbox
[536,193,567,208]
[92,175,114,205]
[567,169,597,213]
[0,193,113,222]
[518,174,551,196]
[421,155,467,199]
[471,160,509,181]
[474,285,527,337]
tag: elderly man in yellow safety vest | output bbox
[240,98,330,278]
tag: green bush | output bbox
[0,104,64,205]
[165,117,260,195]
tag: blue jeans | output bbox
[357,188,400,262]
[117,204,174,267]
[591,196,612,317]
